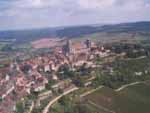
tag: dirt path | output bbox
[115,81,142,92]
[80,86,104,98]
[89,101,115,113]
[124,56,146,61]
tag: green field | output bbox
[84,82,150,113]
[71,32,148,44]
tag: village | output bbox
[0,0,150,112]
[0,39,113,113]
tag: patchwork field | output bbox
[84,81,150,113]
[31,38,66,49]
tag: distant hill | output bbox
[0,21,150,43]
[99,21,150,33]
[0,28,57,43]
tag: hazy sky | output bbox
[0,0,150,30]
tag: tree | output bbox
[73,77,84,87]
[46,80,55,90]
[59,96,70,106]
[21,64,32,74]
[0,97,2,102]
[58,64,75,79]
[15,101,24,113]
[1,44,13,52]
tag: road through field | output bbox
[42,86,79,113]
[80,86,104,98]
[115,81,142,92]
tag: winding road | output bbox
[42,86,79,113]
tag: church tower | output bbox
[85,39,91,48]
[64,39,74,55]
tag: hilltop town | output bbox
[0,0,150,112]
[0,35,150,113]
[0,39,112,113]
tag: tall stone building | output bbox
[63,39,74,55]
[85,39,91,48]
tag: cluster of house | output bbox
[0,39,111,113]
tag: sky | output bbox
[0,0,150,30]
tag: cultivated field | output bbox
[84,81,150,113]
[31,38,66,49]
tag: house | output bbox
[135,72,143,76]
[44,64,50,72]
[34,85,45,92]
[38,90,52,98]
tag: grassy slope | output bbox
[84,82,150,113]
